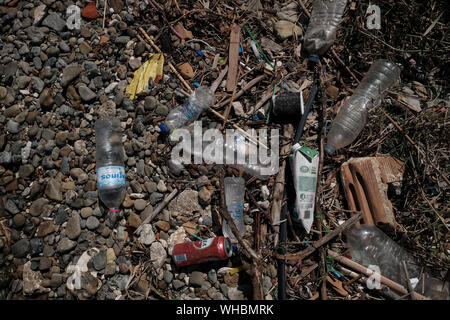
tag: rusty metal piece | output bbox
[341,157,405,230]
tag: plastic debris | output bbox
[126,53,164,99]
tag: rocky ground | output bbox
[0,0,448,300]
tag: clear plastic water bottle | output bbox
[326,59,401,153]
[95,117,126,217]
[159,86,215,134]
[172,127,278,180]
[304,0,348,57]
[345,225,450,300]
[222,177,245,243]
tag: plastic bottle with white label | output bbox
[222,177,245,243]
[95,117,126,217]
[159,86,215,134]
[345,225,450,300]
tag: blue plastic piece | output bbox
[193,82,200,88]
[196,50,205,57]
[308,55,319,63]
[253,114,260,121]
[238,46,242,54]
[159,123,169,134]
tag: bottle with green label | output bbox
[290,144,319,233]
[95,117,126,219]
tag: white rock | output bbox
[157,179,167,193]
[150,241,167,269]
[274,20,302,40]
[138,224,155,245]
[232,101,246,117]
[167,227,187,255]
[261,185,270,200]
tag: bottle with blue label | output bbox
[95,117,126,219]
[222,177,246,243]
[159,86,214,134]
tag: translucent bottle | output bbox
[303,0,348,57]
[159,86,215,134]
[95,117,126,217]
[345,225,450,300]
[222,177,245,243]
[326,59,401,153]
[171,127,278,180]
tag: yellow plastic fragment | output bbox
[126,53,164,99]
[229,265,245,275]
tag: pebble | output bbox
[189,272,206,287]
[138,224,155,245]
[133,199,147,211]
[56,237,76,253]
[66,213,81,239]
[86,216,100,230]
[78,86,97,102]
[11,239,30,258]
[150,242,167,269]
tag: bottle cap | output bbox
[325,144,335,154]
[159,123,169,134]
[308,55,319,63]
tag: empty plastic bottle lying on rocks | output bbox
[326,59,401,153]
[304,0,348,57]
[159,86,215,134]
[95,117,126,219]
[222,177,246,243]
[345,225,450,300]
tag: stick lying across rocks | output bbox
[135,188,178,234]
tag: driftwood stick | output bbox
[216,75,265,109]
[328,250,429,300]
[275,212,363,262]
[272,124,294,247]
[402,260,416,300]
[210,65,228,93]
[135,188,178,234]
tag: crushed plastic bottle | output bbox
[170,125,279,180]
[222,177,245,243]
[304,0,348,56]
[345,225,450,300]
[159,86,215,134]
[95,117,126,219]
[326,59,401,153]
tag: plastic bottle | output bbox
[222,177,245,243]
[345,225,450,300]
[159,86,215,134]
[303,0,348,57]
[95,117,126,216]
[326,59,401,153]
[170,126,278,180]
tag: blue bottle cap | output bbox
[159,123,169,134]
[325,144,335,154]
[308,55,319,63]
[232,244,238,253]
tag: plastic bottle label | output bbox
[183,103,199,119]
[227,205,243,217]
[97,166,126,187]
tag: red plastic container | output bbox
[172,236,233,267]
